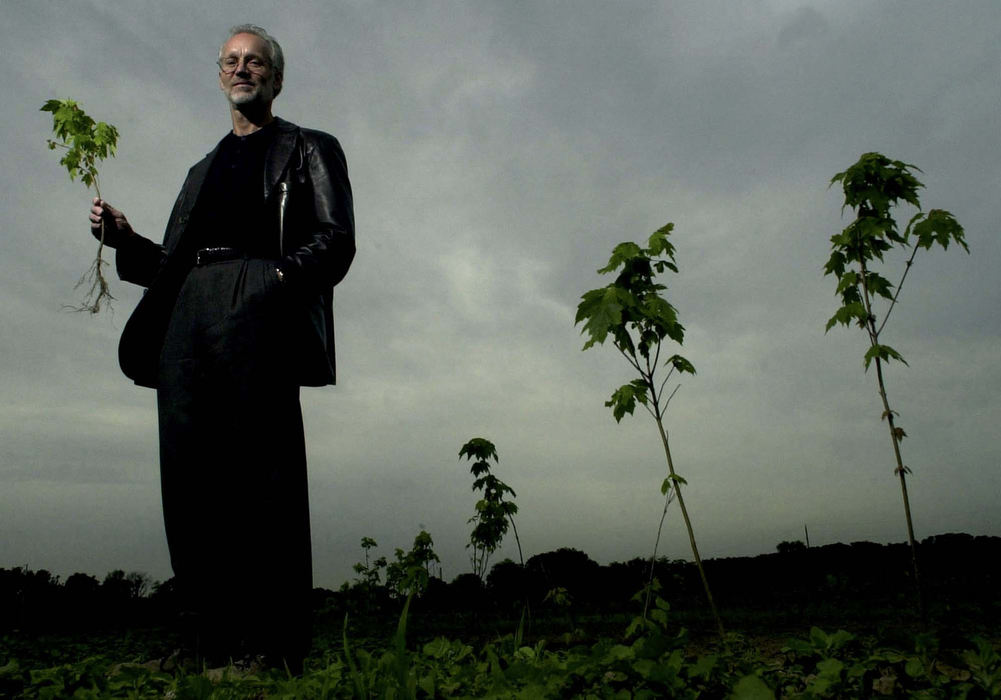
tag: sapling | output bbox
[385,529,440,598]
[824,152,967,616]
[575,223,724,640]
[41,99,120,314]
[459,438,524,581]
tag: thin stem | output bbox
[876,245,920,337]
[652,411,726,641]
[616,344,643,376]
[643,485,675,621]
[662,383,681,410]
[657,363,677,400]
[857,255,925,618]
[506,513,524,568]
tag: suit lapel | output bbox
[265,118,299,202]
[163,144,219,257]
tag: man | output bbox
[88,25,354,671]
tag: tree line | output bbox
[4,532,996,636]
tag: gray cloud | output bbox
[2,1,998,589]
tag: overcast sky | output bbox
[2,1,998,590]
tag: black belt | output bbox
[195,247,245,266]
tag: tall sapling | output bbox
[824,152,967,616]
[575,223,724,640]
[41,99,120,314]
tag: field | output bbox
[3,535,999,698]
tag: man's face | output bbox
[218,33,282,108]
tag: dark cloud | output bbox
[2,1,998,588]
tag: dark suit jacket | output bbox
[116,117,355,388]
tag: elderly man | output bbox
[88,24,354,671]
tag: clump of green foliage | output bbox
[575,223,724,641]
[459,438,523,581]
[825,152,967,616]
[41,98,120,314]
[350,531,440,600]
[386,530,441,599]
[5,601,999,698]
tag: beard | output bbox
[226,80,275,108]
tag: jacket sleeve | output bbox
[280,131,355,294]
[115,233,167,288]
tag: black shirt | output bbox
[191,120,280,257]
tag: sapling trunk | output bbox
[650,386,725,640]
[857,257,924,617]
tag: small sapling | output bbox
[41,99,120,314]
[575,223,724,640]
[459,438,523,581]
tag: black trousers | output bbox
[156,258,312,665]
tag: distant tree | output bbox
[101,569,132,605]
[125,571,151,599]
[446,572,488,611]
[526,548,601,605]
[486,558,530,612]
[64,572,100,595]
[776,540,807,554]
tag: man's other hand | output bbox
[89,197,135,248]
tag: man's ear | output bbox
[273,72,284,98]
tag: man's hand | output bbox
[89,197,135,248]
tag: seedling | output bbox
[575,223,724,640]
[459,438,523,581]
[41,99,120,314]
[824,152,967,616]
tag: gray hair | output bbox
[220,24,285,82]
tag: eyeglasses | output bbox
[218,55,270,74]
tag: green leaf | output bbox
[647,223,676,260]
[910,208,968,253]
[863,271,894,300]
[598,241,643,275]
[729,673,776,700]
[459,438,498,463]
[606,382,648,422]
[863,343,908,370]
[42,98,118,195]
[576,286,624,349]
[905,656,925,678]
[809,626,829,649]
[688,654,717,680]
[816,657,845,678]
[667,354,696,374]
[825,302,867,332]
[834,270,859,294]
[823,249,848,278]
